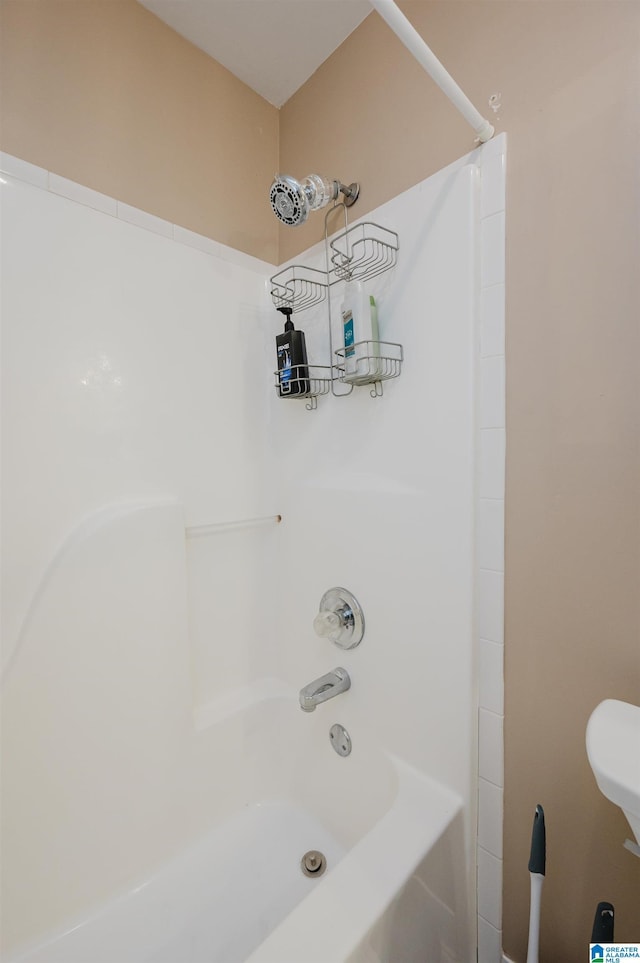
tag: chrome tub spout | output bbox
[299,667,351,712]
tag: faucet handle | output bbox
[313,587,364,649]
[313,610,342,638]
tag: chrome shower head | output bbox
[269,174,359,227]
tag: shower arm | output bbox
[333,181,359,207]
[369,0,494,144]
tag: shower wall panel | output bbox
[270,161,480,932]
[268,139,506,953]
[0,170,277,950]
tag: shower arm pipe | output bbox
[369,0,494,144]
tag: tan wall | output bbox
[2,1,639,958]
[280,2,640,959]
[0,0,279,262]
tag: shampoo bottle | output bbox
[276,306,309,396]
[341,280,380,383]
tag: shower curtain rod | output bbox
[369,0,495,143]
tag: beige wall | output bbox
[280,3,640,959]
[2,1,639,959]
[0,0,279,262]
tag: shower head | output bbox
[269,174,359,227]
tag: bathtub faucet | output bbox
[299,667,351,712]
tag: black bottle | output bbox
[276,306,309,396]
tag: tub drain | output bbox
[301,850,326,878]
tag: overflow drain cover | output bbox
[329,723,352,757]
[301,850,326,877]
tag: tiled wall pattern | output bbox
[1,139,507,961]
[476,135,507,963]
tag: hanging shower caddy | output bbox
[270,210,403,409]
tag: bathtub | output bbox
[8,688,471,963]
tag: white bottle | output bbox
[341,280,380,383]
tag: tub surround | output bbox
[1,138,505,961]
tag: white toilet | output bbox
[586,698,640,851]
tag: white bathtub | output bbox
[8,691,471,963]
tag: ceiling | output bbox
[138,0,373,108]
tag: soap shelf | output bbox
[270,265,328,314]
[334,341,403,397]
[273,364,332,411]
[329,222,399,283]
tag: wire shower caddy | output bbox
[270,205,403,406]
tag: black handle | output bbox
[528,804,546,876]
[591,901,614,943]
